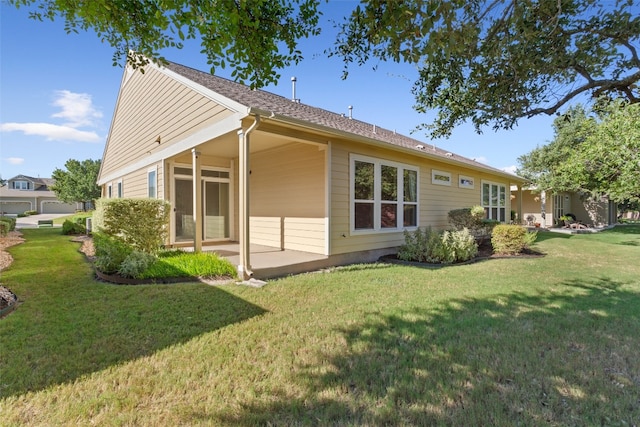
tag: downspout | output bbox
[237,115,261,280]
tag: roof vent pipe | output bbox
[348,105,353,119]
[291,77,299,103]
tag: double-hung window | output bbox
[482,181,507,222]
[351,154,418,232]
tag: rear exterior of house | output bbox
[97,61,525,278]
[0,175,79,214]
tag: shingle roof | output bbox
[164,61,519,179]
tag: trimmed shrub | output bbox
[93,232,133,274]
[397,227,478,264]
[94,198,170,254]
[0,216,16,231]
[448,207,484,230]
[118,251,157,278]
[442,228,478,262]
[61,219,86,235]
[23,210,37,216]
[0,221,9,237]
[491,224,538,255]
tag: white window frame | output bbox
[107,183,112,198]
[148,166,158,198]
[350,154,419,234]
[459,175,475,189]
[481,180,507,222]
[117,180,123,198]
[431,169,451,186]
[13,180,29,190]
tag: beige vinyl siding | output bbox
[330,140,512,255]
[245,142,326,254]
[101,66,234,178]
[513,190,545,225]
[249,217,327,255]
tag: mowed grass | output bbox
[1,226,639,426]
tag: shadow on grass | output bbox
[533,230,574,243]
[215,277,640,425]
[0,230,267,398]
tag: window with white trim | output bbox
[148,168,157,198]
[13,180,29,190]
[117,180,123,198]
[481,181,507,222]
[107,184,112,198]
[351,154,418,232]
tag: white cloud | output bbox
[0,90,103,143]
[6,157,24,165]
[0,122,101,142]
[501,165,518,175]
[51,90,103,128]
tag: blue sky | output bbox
[1,1,559,180]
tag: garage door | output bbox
[41,201,77,214]
[0,202,32,215]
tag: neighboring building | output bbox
[511,187,617,228]
[0,175,80,214]
[97,60,526,278]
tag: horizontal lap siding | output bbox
[246,142,327,254]
[250,217,282,248]
[330,140,512,255]
[112,161,164,200]
[283,218,325,254]
[101,66,234,180]
[250,142,325,217]
[249,217,326,255]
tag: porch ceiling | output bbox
[174,127,320,161]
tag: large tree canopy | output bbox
[517,101,640,204]
[9,0,321,88]
[51,159,102,211]
[333,0,640,137]
[9,0,640,137]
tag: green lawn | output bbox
[1,226,639,426]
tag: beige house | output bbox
[97,60,526,279]
[0,175,79,214]
[511,187,617,228]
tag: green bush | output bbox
[118,251,157,278]
[93,232,133,274]
[448,206,484,230]
[491,224,538,255]
[0,216,16,231]
[397,227,478,264]
[442,228,478,262]
[16,213,27,218]
[0,221,9,237]
[23,210,37,216]
[94,198,170,254]
[61,219,86,235]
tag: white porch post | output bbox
[192,148,202,252]
[517,184,523,225]
[237,128,251,279]
[237,116,261,280]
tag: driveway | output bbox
[15,214,70,229]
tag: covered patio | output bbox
[183,242,331,279]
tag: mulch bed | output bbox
[380,242,544,269]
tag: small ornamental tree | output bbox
[51,159,101,211]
